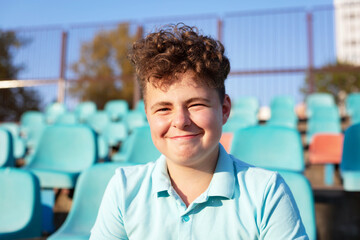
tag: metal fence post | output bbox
[217,18,223,42]
[58,31,68,103]
[307,11,314,94]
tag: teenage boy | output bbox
[90,24,308,239]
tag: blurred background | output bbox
[1,0,360,240]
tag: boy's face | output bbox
[145,71,231,169]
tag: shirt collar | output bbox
[151,144,235,199]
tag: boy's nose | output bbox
[172,108,191,129]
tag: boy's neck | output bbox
[166,154,218,207]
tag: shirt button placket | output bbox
[179,214,192,240]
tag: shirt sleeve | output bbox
[259,172,309,240]
[90,173,128,240]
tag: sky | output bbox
[1,0,332,30]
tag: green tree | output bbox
[71,23,139,109]
[304,61,360,102]
[0,30,41,121]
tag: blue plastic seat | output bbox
[267,108,298,129]
[25,125,98,188]
[48,162,135,240]
[55,112,78,125]
[104,100,129,122]
[306,120,342,144]
[230,125,305,172]
[74,101,97,123]
[0,122,26,159]
[0,128,14,167]
[232,96,259,115]
[222,114,257,133]
[45,102,67,124]
[102,122,128,147]
[270,95,295,110]
[340,123,360,191]
[346,93,360,117]
[87,111,111,134]
[112,126,161,164]
[20,111,46,150]
[0,168,42,239]
[135,99,146,119]
[123,111,147,133]
[306,93,335,118]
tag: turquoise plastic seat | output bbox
[0,128,14,167]
[232,96,259,115]
[124,111,147,133]
[25,125,98,188]
[45,102,67,124]
[222,114,257,133]
[55,112,78,125]
[340,123,360,191]
[20,111,46,150]
[74,101,97,123]
[0,122,26,159]
[104,100,129,122]
[267,108,298,129]
[351,109,360,125]
[230,125,305,172]
[135,99,146,119]
[0,168,42,239]
[277,171,316,240]
[346,93,360,117]
[306,93,335,118]
[306,120,342,144]
[112,126,161,164]
[48,162,135,240]
[102,122,128,147]
[87,111,111,134]
[270,95,295,110]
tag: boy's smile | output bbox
[145,71,231,170]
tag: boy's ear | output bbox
[222,94,231,125]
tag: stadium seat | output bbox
[112,126,161,164]
[0,128,14,167]
[230,125,305,172]
[267,108,298,129]
[135,99,146,119]
[74,101,97,123]
[308,133,344,185]
[277,171,317,240]
[306,120,342,145]
[25,125,98,189]
[0,168,42,239]
[102,122,128,147]
[55,112,78,125]
[340,123,360,191]
[223,110,258,133]
[20,111,46,150]
[45,102,67,124]
[345,93,360,117]
[87,111,111,134]
[104,100,129,122]
[270,95,295,110]
[48,163,135,240]
[232,96,259,115]
[0,122,26,159]
[123,111,148,133]
[306,93,335,118]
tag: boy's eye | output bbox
[157,108,170,112]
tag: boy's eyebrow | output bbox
[150,97,211,111]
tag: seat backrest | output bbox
[87,111,110,134]
[270,95,295,110]
[232,96,259,114]
[346,93,360,117]
[45,102,67,124]
[55,112,78,125]
[308,133,344,164]
[307,120,342,144]
[277,171,316,240]
[230,125,305,172]
[0,128,14,167]
[104,100,129,121]
[124,111,148,133]
[341,123,360,171]
[0,168,42,239]
[48,163,135,239]
[306,93,335,117]
[27,125,98,172]
[102,122,128,147]
[74,101,97,123]
[309,105,340,121]
[121,126,161,164]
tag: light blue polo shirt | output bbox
[90,145,308,239]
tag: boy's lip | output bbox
[169,133,201,140]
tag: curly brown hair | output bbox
[128,23,230,102]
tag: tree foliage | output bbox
[0,30,41,122]
[70,23,139,109]
[304,61,360,101]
